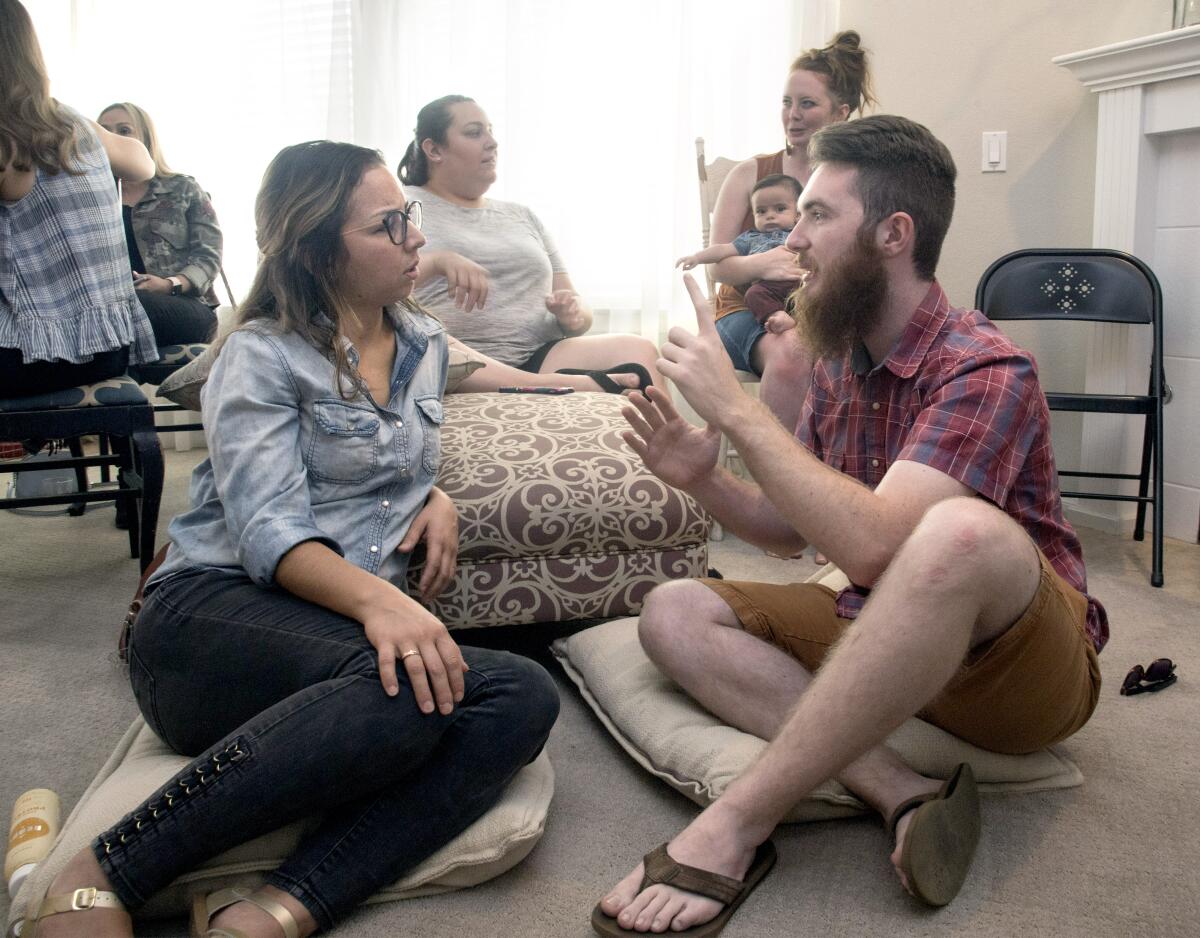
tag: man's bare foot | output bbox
[597,814,758,933]
[33,848,132,938]
[887,777,943,896]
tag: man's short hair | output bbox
[752,173,803,201]
[808,115,956,280]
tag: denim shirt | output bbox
[148,305,448,593]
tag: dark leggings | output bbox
[0,346,130,398]
[103,567,560,930]
[136,292,217,347]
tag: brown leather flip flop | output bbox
[591,840,777,937]
[888,762,980,907]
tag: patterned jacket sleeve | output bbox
[176,175,222,298]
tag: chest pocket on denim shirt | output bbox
[308,400,380,484]
[415,396,443,475]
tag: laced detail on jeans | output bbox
[98,738,249,855]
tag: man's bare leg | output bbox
[599,497,1042,932]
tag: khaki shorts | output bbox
[702,549,1101,755]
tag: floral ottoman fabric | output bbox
[411,392,709,628]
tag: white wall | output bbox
[1154,128,1200,541]
[834,0,1173,473]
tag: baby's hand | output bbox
[675,255,700,271]
[765,310,796,335]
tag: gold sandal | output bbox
[190,886,300,938]
[24,886,127,937]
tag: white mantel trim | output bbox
[1053,24,1200,92]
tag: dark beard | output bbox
[792,234,888,361]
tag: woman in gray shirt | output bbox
[402,95,661,395]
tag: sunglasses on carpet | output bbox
[1120,657,1177,696]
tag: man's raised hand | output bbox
[621,386,720,491]
[655,273,743,429]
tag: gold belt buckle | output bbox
[70,887,97,910]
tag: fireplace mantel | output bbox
[1054,26,1200,543]
[1054,24,1200,91]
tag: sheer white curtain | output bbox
[357,0,815,338]
[26,0,355,299]
[27,0,825,335]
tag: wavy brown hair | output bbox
[232,140,418,400]
[791,30,877,116]
[0,0,82,175]
[98,102,174,177]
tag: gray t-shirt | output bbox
[410,186,568,366]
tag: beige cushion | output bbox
[9,718,554,924]
[443,334,488,391]
[156,342,215,410]
[551,583,1082,823]
[158,329,489,411]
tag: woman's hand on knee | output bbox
[363,602,468,714]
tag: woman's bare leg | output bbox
[749,330,813,434]
[453,334,664,393]
[540,333,665,389]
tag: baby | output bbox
[676,173,802,335]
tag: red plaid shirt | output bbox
[798,282,1108,652]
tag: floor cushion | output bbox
[409,392,709,629]
[551,606,1083,823]
[7,718,554,927]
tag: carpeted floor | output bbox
[1,446,1198,937]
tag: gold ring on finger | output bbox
[400,649,420,661]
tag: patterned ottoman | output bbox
[409,392,709,629]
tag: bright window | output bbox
[28,0,817,335]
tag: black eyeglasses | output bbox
[344,200,422,245]
[1120,657,1177,696]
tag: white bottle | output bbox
[5,789,60,899]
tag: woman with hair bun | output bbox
[399,94,663,395]
[708,30,876,432]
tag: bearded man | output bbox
[592,115,1106,937]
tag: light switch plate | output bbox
[982,131,1007,172]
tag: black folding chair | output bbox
[975,248,1164,587]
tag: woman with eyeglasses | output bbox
[400,94,662,394]
[97,102,222,348]
[25,140,559,938]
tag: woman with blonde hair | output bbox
[708,30,876,432]
[98,101,222,348]
[24,139,559,938]
[0,0,157,396]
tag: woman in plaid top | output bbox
[0,0,158,397]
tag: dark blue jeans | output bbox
[98,567,559,931]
